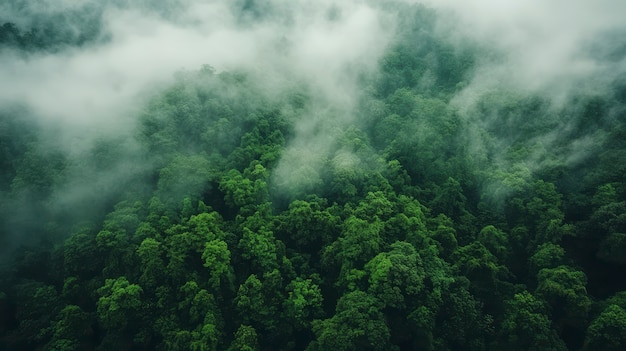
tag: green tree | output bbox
[96,277,143,331]
[137,238,165,289]
[429,217,458,259]
[590,201,626,234]
[283,277,323,328]
[157,154,214,208]
[323,216,385,290]
[188,212,225,242]
[101,200,143,235]
[431,177,468,221]
[535,265,591,331]
[477,225,509,262]
[219,167,268,210]
[174,281,222,351]
[9,282,62,347]
[234,274,272,329]
[354,191,394,221]
[95,228,134,278]
[592,183,618,207]
[10,146,65,198]
[202,239,233,290]
[276,196,340,251]
[432,279,489,351]
[227,325,259,351]
[452,241,510,305]
[386,195,428,248]
[508,180,568,247]
[364,241,425,309]
[63,230,102,279]
[326,149,366,201]
[308,291,391,351]
[47,305,93,351]
[529,243,566,277]
[499,291,566,351]
[584,304,626,351]
[162,212,224,284]
[238,227,278,273]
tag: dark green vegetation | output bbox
[2,2,626,351]
[0,1,105,53]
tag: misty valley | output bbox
[1,1,626,350]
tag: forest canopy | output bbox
[1,0,626,350]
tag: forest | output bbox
[1,0,626,350]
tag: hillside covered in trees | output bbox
[1,1,626,350]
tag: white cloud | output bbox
[417,0,626,101]
[0,0,394,138]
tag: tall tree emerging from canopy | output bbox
[535,266,592,333]
[364,241,425,309]
[308,291,391,351]
[499,291,567,351]
[96,277,143,331]
[583,304,626,351]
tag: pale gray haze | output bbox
[1,0,624,246]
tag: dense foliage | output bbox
[2,2,626,350]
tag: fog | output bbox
[0,1,392,132]
[3,0,623,149]
[421,0,626,104]
[1,0,625,250]
[409,0,626,207]
[0,0,395,251]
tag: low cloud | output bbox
[417,0,626,104]
[0,1,393,134]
